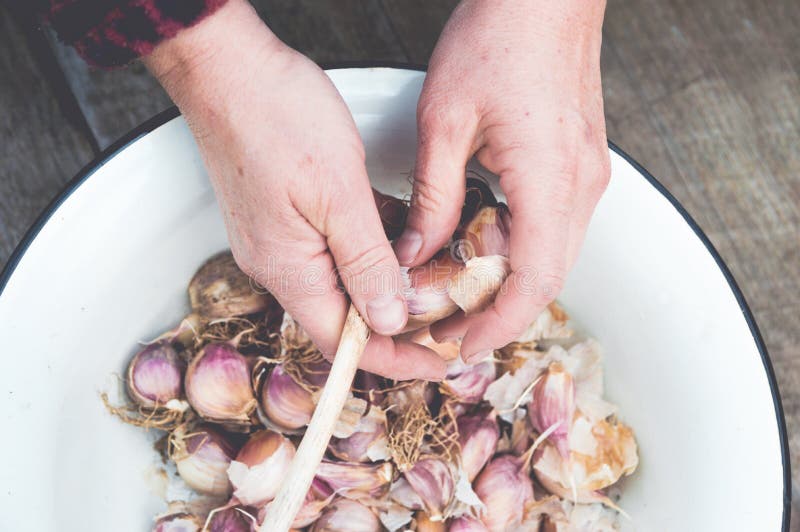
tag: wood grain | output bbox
[0,7,94,262]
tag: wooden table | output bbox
[1,0,798,521]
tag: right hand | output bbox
[144,0,446,381]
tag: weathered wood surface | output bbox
[0,0,798,520]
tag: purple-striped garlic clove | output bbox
[311,499,382,532]
[127,340,186,410]
[315,460,394,500]
[153,512,203,532]
[457,408,500,481]
[473,454,536,532]
[227,430,296,506]
[260,363,315,430]
[403,458,456,521]
[442,359,496,404]
[529,362,575,458]
[170,425,237,497]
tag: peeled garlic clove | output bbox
[442,359,496,404]
[311,499,382,532]
[315,460,393,499]
[227,429,296,506]
[457,409,499,481]
[529,362,575,458]
[474,454,535,532]
[404,458,455,520]
[448,516,490,532]
[260,363,315,430]
[127,341,185,409]
[171,425,237,496]
[185,343,257,426]
[415,511,446,531]
[329,406,388,462]
[188,250,276,319]
[153,512,203,532]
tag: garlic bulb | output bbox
[457,409,499,481]
[227,430,295,506]
[185,343,257,426]
[170,426,237,496]
[260,363,315,430]
[403,458,455,521]
[529,362,575,458]
[442,359,496,404]
[311,499,382,532]
[315,460,393,499]
[127,341,186,409]
[473,454,535,531]
[448,516,490,532]
[188,251,275,319]
[153,512,203,532]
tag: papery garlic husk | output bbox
[260,363,315,430]
[403,458,455,520]
[170,425,237,496]
[311,499,382,532]
[457,408,499,481]
[473,454,535,532]
[441,359,496,404]
[227,429,295,506]
[127,340,186,410]
[404,327,461,361]
[185,342,257,427]
[329,406,389,462]
[512,302,572,345]
[402,250,463,331]
[206,505,258,532]
[529,362,575,458]
[414,511,446,531]
[153,512,203,532]
[315,460,393,500]
[188,250,276,319]
[448,515,490,532]
[533,417,638,502]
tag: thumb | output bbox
[326,173,408,337]
[394,101,479,267]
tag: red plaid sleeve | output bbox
[44,0,229,67]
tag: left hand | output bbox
[394,0,611,361]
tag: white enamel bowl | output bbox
[0,67,789,531]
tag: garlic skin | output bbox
[311,499,382,532]
[406,327,461,361]
[448,516,490,532]
[402,250,463,331]
[260,363,315,430]
[206,505,257,532]
[171,426,237,496]
[227,430,296,506]
[404,458,455,520]
[315,460,394,500]
[455,205,511,260]
[457,409,499,481]
[473,454,535,532]
[415,511,446,531]
[529,362,576,458]
[188,250,275,319]
[153,512,202,532]
[185,343,257,426]
[329,406,389,462]
[127,341,185,409]
[442,359,496,404]
[291,478,335,528]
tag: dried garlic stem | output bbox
[260,304,370,532]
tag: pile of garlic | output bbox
[108,251,638,532]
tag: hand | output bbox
[145,0,446,380]
[395,0,610,361]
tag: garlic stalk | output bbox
[170,425,237,496]
[185,342,257,427]
[227,430,296,506]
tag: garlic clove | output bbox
[291,478,335,528]
[127,341,185,409]
[329,406,389,463]
[311,498,382,532]
[473,454,535,532]
[529,362,576,458]
[205,505,258,532]
[170,425,237,497]
[401,250,463,331]
[442,359,496,404]
[315,460,393,500]
[448,515,490,532]
[227,429,296,506]
[457,409,499,481]
[448,255,511,316]
[403,458,455,521]
[260,363,315,430]
[455,205,511,260]
[188,250,277,319]
[153,512,203,532]
[404,327,461,361]
[415,511,446,531]
[388,477,424,510]
[185,343,257,427]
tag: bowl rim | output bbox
[0,63,790,530]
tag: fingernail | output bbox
[366,294,407,335]
[465,349,493,364]
[394,229,423,266]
